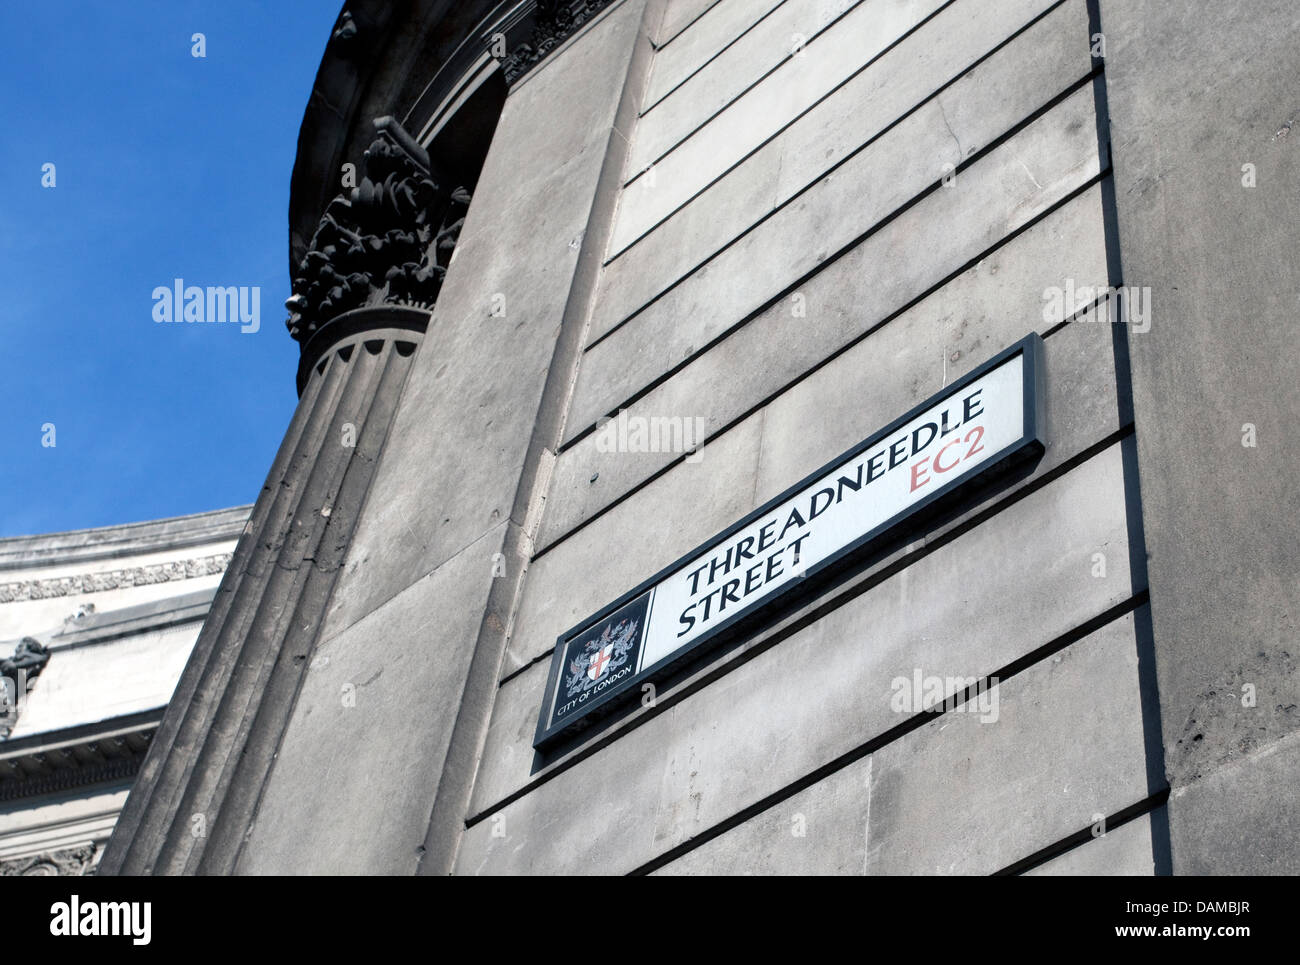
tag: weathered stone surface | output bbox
[644,0,784,108]
[461,444,1133,866]
[315,0,648,640]
[1026,812,1157,876]
[1165,730,1300,875]
[628,0,864,179]
[651,764,864,875]
[567,83,1101,467]
[514,278,1117,676]
[618,0,951,251]
[864,612,1146,874]
[653,613,1147,875]
[1099,0,1300,872]
[479,317,1124,814]
[654,0,720,45]
[237,523,507,875]
[102,327,430,876]
[610,0,1072,266]
[546,183,1109,551]
[505,417,763,676]
[749,293,1119,510]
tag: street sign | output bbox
[534,333,1046,750]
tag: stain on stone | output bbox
[1170,647,1299,783]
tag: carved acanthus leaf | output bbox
[286,118,470,345]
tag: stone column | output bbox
[100,114,470,875]
[99,309,429,875]
[101,0,654,873]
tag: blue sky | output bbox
[0,1,341,536]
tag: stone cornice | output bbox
[0,552,232,605]
[0,755,144,803]
[0,714,156,803]
[0,505,248,573]
[36,588,216,651]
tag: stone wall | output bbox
[1100,0,1300,875]
[448,0,1162,874]
[109,0,1300,875]
[0,506,247,873]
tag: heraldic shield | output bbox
[561,591,650,701]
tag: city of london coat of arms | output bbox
[564,617,638,699]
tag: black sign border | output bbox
[534,332,1046,750]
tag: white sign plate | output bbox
[535,334,1045,749]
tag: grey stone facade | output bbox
[101,0,1299,875]
[0,506,247,873]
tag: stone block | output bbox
[626,0,876,179]
[644,0,785,108]
[571,82,1101,464]
[1026,811,1157,875]
[238,523,508,874]
[610,0,1072,266]
[547,182,1109,551]
[619,0,951,248]
[1167,729,1300,875]
[1099,0,1300,869]
[655,0,721,45]
[460,444,1133,870]
[652,612,1147,874]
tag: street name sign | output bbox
[534,334,1046,750]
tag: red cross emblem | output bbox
[587,643,613,682]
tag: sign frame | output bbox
[533,332,1046,750]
